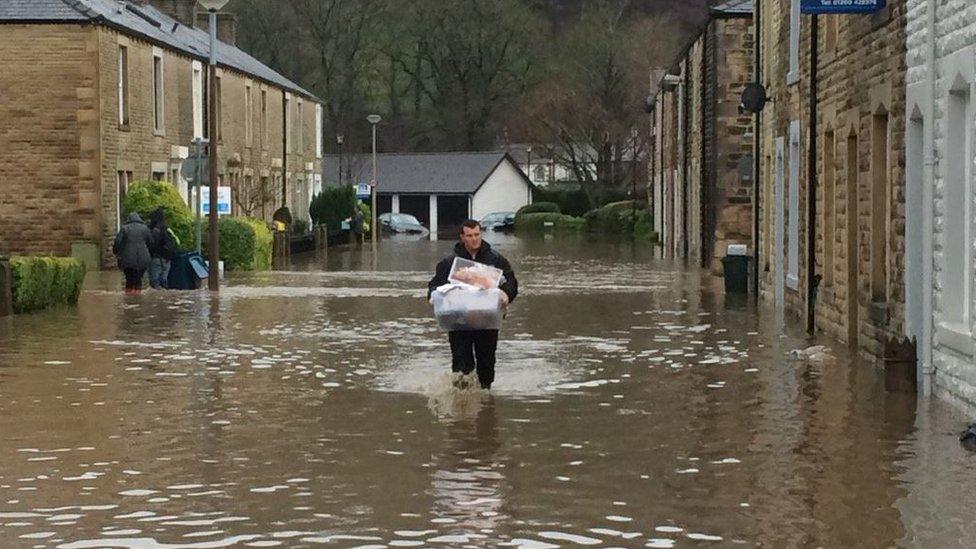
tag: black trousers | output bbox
[449,330,499,388]
[123,268,145,291]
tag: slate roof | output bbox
[0,0,318,101]
[712,0,753,16]
[323,152,531,195]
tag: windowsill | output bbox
[937,322,974,356]
[786,273,799,290]
[787,71,799,86]
[118,123,130,132]
[153,129,165,137]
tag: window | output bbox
[192,61,203,139]
[215,76,222,142]
[297,100,304,151]
[151,170,165,182]
[823,130,835,286]
[315,104,323,158]
[944,88,971,326]
[152,49,164,133]
[118,46,129,126]
[245,82,253,147]
[284,94,291,153]
[116,171,132,231]
[788,0,800,84]
[787,121,800,289]
[534,165,546,181]
[261,89,268,149]
[870,112,889,303]
[846,132,859,343]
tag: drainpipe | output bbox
[753,0,762,296]
[681,65,689,259]
[282,91,288,206]
[920,0,937,394]
[806,14,819,334]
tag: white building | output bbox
[324,152,533,238]
[904,0,976,407]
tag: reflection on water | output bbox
[0,234,974,547]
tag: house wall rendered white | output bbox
[472,160,532,220]
[906,0,976,408]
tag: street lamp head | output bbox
[198,0,229,11]
[337,134,344,144]
[367,114,382,125]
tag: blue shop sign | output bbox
[801,0,885,14]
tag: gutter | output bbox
[920,0,936,393]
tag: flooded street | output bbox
[1,235,975,548]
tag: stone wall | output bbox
[757,1,907,358]
[0,22,321,267]
[0,25,99,258]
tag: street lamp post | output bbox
[526,146,532,183]
[199,0,228,291]
[337,134,344,185]
[367,115,381,245]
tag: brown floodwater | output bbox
[0,234,974,548]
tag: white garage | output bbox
[323,152,533,237]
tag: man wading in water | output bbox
[428,220,518,390]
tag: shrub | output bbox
[291,219,310,235]
[633,209,658,242]
[311,185,357,232]
[585,200,648,234]
[516,202,561,216]
[204,217,272,271]
[9,256,86,314]
[532,189,633,217]
[514,212,584,232]
[122,181,195,250]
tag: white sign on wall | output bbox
[197,186,232,215]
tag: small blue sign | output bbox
[355,183,371,199]
[801,0,885,14]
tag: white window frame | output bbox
[943,86,972,329]
[284,93,292,154]
[315,103,323,158]
[192,61,203,139]
[245,81,253,147]
[297,99,304,151]
[261,88,269,149]
[152,47,165,134]
[787,120,800,290]
[118,46,128,125]
[788,0,800,85]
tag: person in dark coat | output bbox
[428,219,518,390]
[148,208,178,289]
[113,212,153,295]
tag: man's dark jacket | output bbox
[428,241,518,303]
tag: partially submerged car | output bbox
[480,211,516,232]
[379,212,429,235]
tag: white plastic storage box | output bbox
[448,257,503,289]
[431,287,505,331]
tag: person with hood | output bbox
[148,207,179,289]
[113,212,153,295]
[428,219,518,390]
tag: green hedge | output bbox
[516,202,561,216]
[206,217,272,271]
[10,256,86,314]
[532,189,631,217]
[584,200,648,234]
[122,181,194,250]
[310,185,357,233]
[514,212,585,232]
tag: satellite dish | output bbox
[740,82,769,114]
